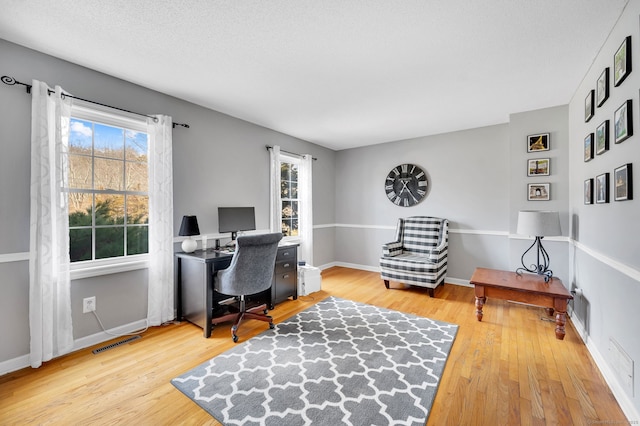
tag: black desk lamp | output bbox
[179,215,200,253]
[516,210,561,282]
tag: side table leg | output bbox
[475,297,486,321]
[555,311,567,340]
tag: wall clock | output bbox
[385,163,428,206]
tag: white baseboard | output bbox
[0,319,148,376]
[568,307,639,423]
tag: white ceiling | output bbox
[0,0,629,150]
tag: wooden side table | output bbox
[470,267,573,340]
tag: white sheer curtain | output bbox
[269,145,282,233]
[29,80,74,368]
[299,154,314,265]
[147,115,175,326]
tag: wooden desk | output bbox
[470,267,573,340]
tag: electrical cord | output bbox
[91,310,149,337]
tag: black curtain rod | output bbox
[2,75,189,129]
[266,145,317,161]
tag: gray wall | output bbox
[0,39,336,366]
[568,0,640,413]
[334,108,570,284]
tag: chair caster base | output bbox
[232,334,238,343]
[269,322,275,330]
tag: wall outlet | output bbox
[83,296,96,313]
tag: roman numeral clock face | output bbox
[385,163,428,206]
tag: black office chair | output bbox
[213,232,283,342]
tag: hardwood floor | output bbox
[0,267,628,425]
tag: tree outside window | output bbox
[280,161,299,237]
[68,117,149,262]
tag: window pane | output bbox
[126,161,148,191]
[126,130,148,162]
[127,195,149,224]
[281,163,290,180]
[95,227,124,259]
[94,123,124,159]
[290,164,298,181]
[281,180,292,198]
[69,154,93,189]
[69,118,93,154]
[95,194,125,225]
[94,157,124,191]
[68,192,93,224]
[281,218,299,237]
[70,228,92,262]
[282,201,298,219]
[127,225,148,255]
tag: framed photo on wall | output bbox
[595,173,609,204]
[614,35,632,87]
[614,163,633,201]
[528,183,550,201]
[527,133,550,152]
[584,133,594,162]
[596,120,609,155]
[584,179,594,205]
[596,67,609,107]
[527,158,550,176]
[585,90,594,122]
[614,99,633,144]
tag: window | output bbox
[67,106,149,263]
[280,157,299,237]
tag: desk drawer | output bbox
[275,260,295,274]
[276,247,296,262]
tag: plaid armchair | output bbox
[380,216,449,297]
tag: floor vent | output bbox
[92,335,141,354]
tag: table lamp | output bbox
[516,210,561,282]
[179,215,200,253]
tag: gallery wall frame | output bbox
[614,99,633,144]
[527,158,550,176]
[614,163,633,201]
[596,67,609,107]
[614,35,632,87]
[595,173,610,204]
[596,120,609,155]
[585,90,594,122]
[527,133,550,152]
[584,178,593,205]
[528,183,550,201]
[584,133,594,162]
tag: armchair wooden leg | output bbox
[427,288,435,298]
[384,280,390,289]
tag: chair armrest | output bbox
[425,238,447,262]
[382,241,403,256]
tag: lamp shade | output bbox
[516,210,561,237]
[179,215,200,236]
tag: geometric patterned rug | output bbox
[171,296,458,426]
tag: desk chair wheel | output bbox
[269,322,275,330]
[232,334,238,343]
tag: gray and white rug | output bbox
[171,296,458,426]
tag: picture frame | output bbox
[595,173,609,204]
[585,90,594,122]
[596,120,609,155]
[527,133,550,152]
[527,158,550,176]
[596,67,609,107]
[584,133,594,162]
[528,183,550,201]
[614,163,633,201]
[584,178,593,205]
[614,35,632,87]
[614,99,633,144]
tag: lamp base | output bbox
[182,237,197,253]
[516,236,553,282]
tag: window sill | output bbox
[70,255,149,280]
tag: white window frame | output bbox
[68,103,150,280]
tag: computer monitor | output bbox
[218,207,256,241]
